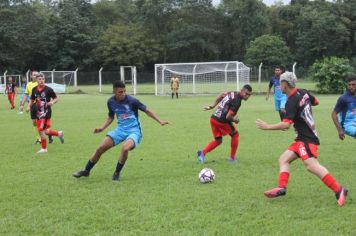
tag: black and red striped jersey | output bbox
[283,89,320,145]
[211,91,242,123]
[31,85,57,119]
[5,83,17,93]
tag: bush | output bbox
[309,57,354,94]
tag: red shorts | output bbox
[36,118,51,132]
[210,117,237,138]
[7,93,15,101]
[288,141,318,161]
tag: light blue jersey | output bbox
[106,95,147,146]
[334,91,356,137]
[269,76,287,111]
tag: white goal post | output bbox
[40,69,78,93]
[120,66,137,95]
[154,61,250,95]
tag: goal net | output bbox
[154,61,250,95]
[40,70,78,93]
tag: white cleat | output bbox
[58,131,64,144]
[37,149,48,154]
[18,111,23,115]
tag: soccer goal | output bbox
[40,69,78,93]
[154,61,250,96]
[120,66,137,95]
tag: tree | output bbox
[245,34,292,67]
[309,57,354,94]
[95,23,161,68]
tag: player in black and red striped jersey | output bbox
[5,77,18,109]
[197,84,252,163]
[29,73,64,153]
[256,72,347,206]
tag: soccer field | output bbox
[0,92,355,235]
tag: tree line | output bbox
[0,0,355,73]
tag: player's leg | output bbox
[264,149,298,198]
[30,105,41,144]
[301,143,347,206]
[229,130,239,162]
[176,89,178,98]
[9,94,15,109]
[198,118,223,163]
[44,120,64,144]
[37,119,48,153]
[72,136,114,178]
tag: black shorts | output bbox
[30,104,37,120]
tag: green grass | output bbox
[0,89,355,235]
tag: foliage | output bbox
[309,57,354,94]
[245,34,292,67]
[95,23,161,68]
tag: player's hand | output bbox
[93,128,104,133]
[25,105,30,113]
[160,120,170,126]
[338,129,345,140]
[203,105,213,111]
[256,119,268,130]
[46,102,53,107]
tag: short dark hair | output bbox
[242,84,252,92]
[347,75,356,83]
[113,80,125,89]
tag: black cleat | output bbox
[72,170,89,178]
[34,139,41,145]
[112,171,120,181]
[48,135,53,144]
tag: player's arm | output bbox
[256,119,291,130]
[27,97,35,113]
[331,111,344,140]
[94,116,114,133]
[15,86,18,94]
[226,111,239,124]
[203,92,227,111]
[145,109,169,126]
[266,81,273,100]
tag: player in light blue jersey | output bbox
[332,76,356,140]
[266,66,288,120]
[73,81,170,181]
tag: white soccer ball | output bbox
[198,168,215,183]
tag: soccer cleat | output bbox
[48,135,53,144]
[34,139,41,145]
[335,187,348,206]
[58,131,64,144]
[264,187,287,198]
[112,171,120,181]
[228,157,237,163]
[197,150,205,164]
[72,170,90,178]
[37,148,48,153]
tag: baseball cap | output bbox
[280,71,297,87]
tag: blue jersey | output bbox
[269,76,286,100]
[107,95,147,130]
[333,91,356,127]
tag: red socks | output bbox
[278,172,290,188]
[41,138,47,149]
[46,130,59,136]
[322,173,342,193]
[203,140,221,155]
[230,133,239,158]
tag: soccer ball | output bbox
[198,168,215,183]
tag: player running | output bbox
[256,72,347,206]
[19,71,53,144]
[29,73,64,153]
[197,84,252,163]
[5,77,18,109]
[266,66,287,120]
[72,80,169,181]
[331,76,356,139]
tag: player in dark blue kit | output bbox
[266,66,287,120]
[73,81,169,181]
[331,76,356,140]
